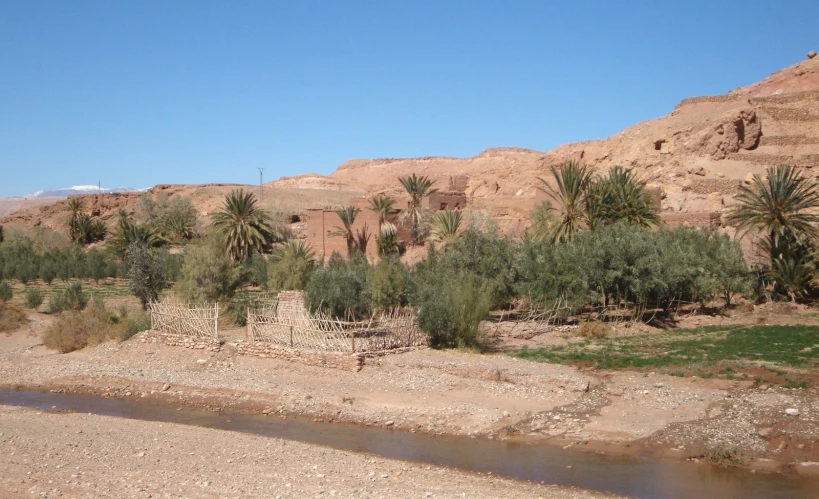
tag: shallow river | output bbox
[1,388,817,498]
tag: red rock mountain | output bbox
[271,54,819,233]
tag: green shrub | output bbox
[126,243,171,309]
[120,311,151,340]
[305,253,371,319]
[0,281,12,302]
[174,237,245,303]
[369,257,411,310]
[46,281,88,314]
[412,271,492,349]
[432,229,519,308]
[515,224,751,314]
[138,192,199,243]
[0,302,26,333]
[24,288,44,309]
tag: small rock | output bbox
[137,452,145,457]
[384,421,394,427]
[786,408,800,416]
[653,383,665,388]
[758,384,769,391]
[809,51,817,59]
[758,427,773,438]
[502,411,510,418]
[162,383,171,392]
[196,359,207,365]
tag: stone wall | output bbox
[137,330,366,372]
[237,342,365,372]
[750,91,819,105]
[676,94,742,108]
[684,178,743,195]
[759,135,819,146]
[761,107,819,123]
[729,152,819,168]
[662,212,722,229]
[137,331,224,352]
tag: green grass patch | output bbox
[512,325,819,384]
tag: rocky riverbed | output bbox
[2,323,819,497]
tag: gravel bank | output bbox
[0,405,618,499]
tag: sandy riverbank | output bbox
[2,320,818,481]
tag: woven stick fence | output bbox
[248,304,427,353]
[149,301,219,339]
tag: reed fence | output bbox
[149,301,219,338]
[247,303,426,353]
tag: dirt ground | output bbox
[1,309,819,497]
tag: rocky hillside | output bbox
[270,53,819,233]
[0,183,362,236]
[4,54,818,237]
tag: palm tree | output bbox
[726,165,819,249]
[109,210,164,258]
[269,240,317,291]
[586,166,659,229]
[272,239,316,263]
[369,195,398,256]
[210,189,282,261]
[726,165,819,299]
[66,198,84,242]
[538,160,592,243]
[329,206,360,258]
[527,201,557,241]
[429,209,462,246]
[398,174,438,244]
[355,224,371,257]
[368,195,395,226]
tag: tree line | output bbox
[2,162,818,350]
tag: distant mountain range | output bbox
[23,185,145,198]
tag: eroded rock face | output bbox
[700,109,761,160]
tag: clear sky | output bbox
[1,1,817,197]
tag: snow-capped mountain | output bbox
[25,185,146,198]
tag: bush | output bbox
[139,192,199,243]
[46,281,89,314]
[432,229,519,308]
[43,301,115,353]
[305,253,371,319]
[412,272,492,349]
[24,287,44,309]
[0,281,12,302]
[369,257,411,310]
[0,302,26,333]
[174,237,245,303]
[120,311,151,340]
[515,224,751,314]
[577,320,610,339]
[126,243,171,309]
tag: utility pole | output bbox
[258,168,264,202]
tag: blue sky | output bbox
[1,1,817,197]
